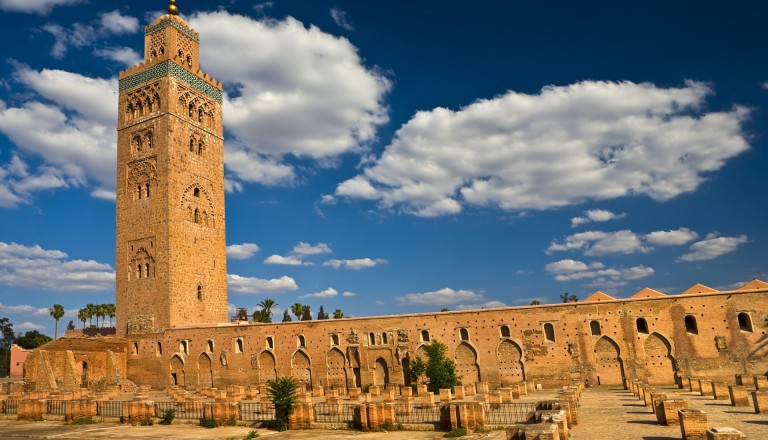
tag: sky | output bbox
[0,0,766,337]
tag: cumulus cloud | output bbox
[0,303,50,316]
[762,82,768,90]
[645,228,699,246]
[323,258,386,270]
[0,0,83,14]
[292,242,332,256]
[548,230,650,256]
[0,64,117,202]
[545,258,654,284]
[226,243,260,260]
[456,300,507,310]
[330,7,355,31]
[571,209,625,227]
[335,80,749,216]
[188,11,391,186]
[227,274,298,294]
[396,288,485,305]
[0,241,115,291]
[16,322,46,331]
[264,254,310,266]
[301,287,339,298]
[678,233,749,262]
[0,156,68,207]
[342,291,356,297]
[43,10,140,58]
[98,10,139,35]
[93,47,141,67]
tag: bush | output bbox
[266,376,299,431]
[444,427,468,437]
[139,418,154,426]
[159,408,175,425]
[200,417,218,428]
[243,431,259,439]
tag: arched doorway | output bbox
[197,353,213,388]
[291,350,312,390]
[170,355,185,387]
[455,342,480,386]
[593,337,624,386]
[644,333,676,385]
[373,357,389,386]
[326,348,347,390]
[76,361,88,384]
[258,351,277,384]
[497,340,525,385]
[402,357,411,386]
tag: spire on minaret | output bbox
[168,0,179,16]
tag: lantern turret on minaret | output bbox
[115,8,228,336]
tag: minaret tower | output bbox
[115,1,228,336]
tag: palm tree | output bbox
[85,303,95,327]
[258,299,277,323]
[49,304,65,339]
[96,304,107,328]
[77,308,89,329]
[333,309,344,319]
[106,304,116,327]
[291,303,304,321]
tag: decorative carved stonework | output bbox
[126,315,154,334]
[347,329,359,344]
[714,336,728,352]
[397,329,408,343]
[220,349,228,367]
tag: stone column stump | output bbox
[752,390,768,414]
[728,385,749,407]
[658,399,688,425]
[679,409,707,440]
[711,382,729,401]
[706,427,746,439]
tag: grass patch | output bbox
[243,430,259,439]
[67,417,96,425]
[200,416,218,428]
[159,408,175,425]
[444,427,468,437]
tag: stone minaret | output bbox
[115,5,227,336]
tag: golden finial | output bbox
[168,0,179,16]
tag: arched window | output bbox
[331,334,339,346]
[151,49,157,58]
[145,183,150,198]
[137,264,143,278]
[137,101,143,115]
[544,323,556,342]
[198,108,203,122]
[193,188,200,197]
[143,98,150,115]
[127,103,134,118]
[266,336,274,349]
[146,132,152,148]
[137,185,142,200]
[194,208,200,223]
[500,325,510,338]
[590,320,601,336]
[369,333,376,345]
[132,342,138,355]
[460,328,470,341]
[178,49,184,59]
[236,338,244,353]
[180,340,189,355]
[636,318,649,334]
[156,341,162,356]
[738,313,753,332]
[145,263,150,278]
[134,135,142,152]
[198,141,203,155]
[189,138,195,152]
[159,46,164,55]
[207,339,214,352]
[188,103,194,117]
[684,315,698,335]
[197,285,203,300]
[187,54,193,67]
[421,330,430,342]
[298,335,306,348]
[382,333,388,345]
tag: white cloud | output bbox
[292,242,332,256]
[0,304,50,316]
[0,242,115,292]
[226,243,260,260]
[43,11,140,58]
[227,274,298,294]
[330,7,355,31]
[0,156,68,207]
[93,47,141,67]
[98,10,139,35]
[395,288,484,305]
[0,0,83,14]
[645,227,699,246]
[571,209,625,227]
[548,230,650,256]
[301,287,339,298]
[16,322,46,331]
[545,258,654,283]
[456,300,507,310]
[335,80,749,216]
[762,82,768,91]
[323,258,386,270]
[342,291,356,297]
[188,11,391,186]
[264,254,310,266]
[678,233,749,262]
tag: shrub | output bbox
[243,431,259,439]
[266,376,299,431]
[200,416,218,428]
[444,427,468,437]
[139,418,154,426]
[159,408,175,425]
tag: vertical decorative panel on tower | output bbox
[115,13,227,336]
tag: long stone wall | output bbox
[121,288,767,390]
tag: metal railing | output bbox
[2,399,18,414]
[484,402,536,424]
[239,402,275,422]
[46,400,67,416]
[154,401,203,419]
[96,400,123,418]
[312,402,356,423]
[392,403,441,424]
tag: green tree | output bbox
[529,300,541,305]
[405,356,427,389]
[290,303,304,321]
[266,376,300,431]
[317,305,329,320]
[106,304,116,327]
[77,308,89,329]
[256,299,277,323]
[282,310,292,322]
[49,304,65,339]
[332,308,344,319]
[301,305,312,321]
[85,304,95,327]
[440,308,450,312]
[95,304,107,328]
[560,292,578,303]
[14,330,52,349]
[0,317,14,377]
[422,340,458,393]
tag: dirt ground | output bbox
[1,386,766,439]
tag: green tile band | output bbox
[119,60,223,103]
[145,19,200,43]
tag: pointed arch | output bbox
[455,342,480,386]
[643,332,676,385]
[373,357,389,386]
[593,336,624,386]
[291,349,312,389]
[497,339,525,385]
[197,352,213,388]
[170,354,185,387]
[326,348,347,390]
[258,350,277,384]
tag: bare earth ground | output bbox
[0,387,766,439]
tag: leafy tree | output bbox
[0,317,14,377]
[405,356,427,388]
[440,308,450,312]
[282,310,292,322]
[291,303,304,321]
[49,304,65,339]
[317,305,329,320]
[266,376,299,431]
[14,330,52,349]
[301,305,312,321]
[77,308,89,329]
[422,340,458,393]
[332,308,344,319]
[529,300,541,305]
[560,292,578,303]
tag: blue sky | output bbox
[0,0,766,336]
